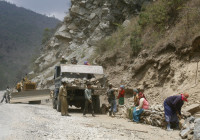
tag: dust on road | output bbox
[0,97,181,140]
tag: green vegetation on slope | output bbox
[0,1,60,89]
[95,0,200,58]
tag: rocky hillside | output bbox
[95,0,200,105]
[31,0,149,89]
[0,1,60,89]
[32,0,200,106]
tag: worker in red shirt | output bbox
[117,85,125,105]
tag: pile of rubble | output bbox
[110,96,166,127]
[194,118,200,140]
[179,117,200,140]
[128,103,200,140]
[125,104,166,128]
[114,98,200,132]
[179,104,200,140]
[100,93,200,139]
[180,116,195,140]
[140,105,166,127]
[62,77,104,89]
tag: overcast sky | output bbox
[4,0,71,20]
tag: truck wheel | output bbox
[57,98,61,112]
[29,100,41,104]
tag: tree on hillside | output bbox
[42,28,55,45]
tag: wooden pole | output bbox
[195,61,199,85]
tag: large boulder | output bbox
[55,31,72,40]
[194,118,200,140]
[183,104,200,115]
[70,5,88,16]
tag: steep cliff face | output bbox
[32,0,200,106]
[31,0,149,89]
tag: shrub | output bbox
[138,0,185,30]
[138,12,150,28]
[96,37,116,55]
[95,24,126,55]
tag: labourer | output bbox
[1,86,10,103]
[133,89,139,106]
[24,74,28,82]
[6,86,11,103]
[1,91,8,103]
[59,81,70,116]
[117,85,125,105]
[164,93,189,131]
[60,56,67,64]
[1,92,7,103]
[133,92,149,122]
[16,81,23,92]
[71,56,78,64]
[50,90,54,99]
[83,61,94,79]
[83,83,95,117]
[107,83,117,116]
[84,61,90,65]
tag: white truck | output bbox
[53,64,106,113]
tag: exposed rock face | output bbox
[194,118,200,140]
[31,0,150,89]
[183,104,200,115]
[126,104,166,128]
[96,34,200,109]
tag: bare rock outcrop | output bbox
[31,0,150,88]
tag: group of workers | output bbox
[58,56,94,117]
[58,81,95,117]
[58,59,189,131]
[60,56,90,66]
[133,90,189,131]
[1,55,187,131]
[107,84,189,131]
[1,54,189,131]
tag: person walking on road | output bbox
[1,91,8,103]
[164,93,189,131]
[83,83,95,117]
[6,86,11,103]
[1,86,10,103]
[59,81,70,116]
[107,83,117,116]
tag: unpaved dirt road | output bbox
[0,92,181,140]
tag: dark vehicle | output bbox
[53,64,105,113]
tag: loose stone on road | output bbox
[0,101,181,140]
